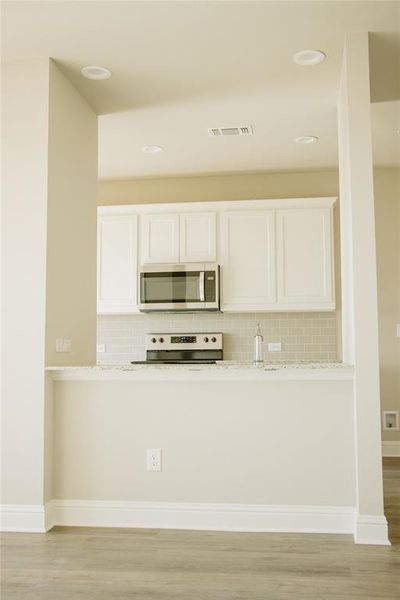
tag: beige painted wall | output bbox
[45,60,98,367]
[1,59,50,505]
[53,379,355,506]
[374,167,400,443]
[1,59,98,506]
[98,169,339,205]
[338,33,386,527]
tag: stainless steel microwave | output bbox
[138,264,220,312]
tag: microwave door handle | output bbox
[199,271,205,301]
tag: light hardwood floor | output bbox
[1,459,399,600]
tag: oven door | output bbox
[139,264,219,312]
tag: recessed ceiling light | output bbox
[293,50,326,66]
[81,66,112,80]
[294,136,319,144]
[142,145,164,154]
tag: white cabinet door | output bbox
[97,215,138,314]
[220,210,276,311]
[141,214,179,264]
[276,208,334,309]
[180,212,216,262]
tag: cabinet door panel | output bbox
[277,208,334,308]
[141,214,179,264]
[97,215,138,314]
[221,211,276,311]
[180,212,216,262]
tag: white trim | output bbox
[222,303,336,312]
[98,197,337,216]
[51,500,354,534]
[3,501,390,545]
[0,504,49,533]
[46,365,354,382]
[354,514,390,545]
[382,441,400,457]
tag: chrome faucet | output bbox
[254,323,264,366]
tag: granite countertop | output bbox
[46,361,351,371]
[46,361,354,381]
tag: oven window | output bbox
[141,272,201,303]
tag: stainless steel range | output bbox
[130,333,223,364]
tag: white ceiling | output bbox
[2,1,400,179]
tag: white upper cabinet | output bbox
[276,207,334,309]
[220,210,276,311]
[141,211,216,264]
[180,212,216,262]
[97,214,138,314]
[98,198,336,315]
[141,214,180,264]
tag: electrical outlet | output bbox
[383,411,399,431]
[97,344,106,353]
[55,338,72,353]
[268,342,282,352]
[146,448,161,472]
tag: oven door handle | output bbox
[199,271,205,302]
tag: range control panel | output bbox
[145,333,223,351]
[171,335,197,344]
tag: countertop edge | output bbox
[47,365,354,382]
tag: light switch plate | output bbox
[396,324,400,338]
[56,338,72,353]
[97,344,106,353]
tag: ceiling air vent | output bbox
[208,126,253,137]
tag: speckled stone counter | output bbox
[47,362,354,381]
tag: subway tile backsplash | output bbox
[97,312,338,364]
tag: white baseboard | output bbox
[0,504,48,533]
[382,441,400,457]
[354,514,390,545]
[1,501,390,545]
[51,500,355,534]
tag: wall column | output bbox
[338,33,389,544]
[1,58,97,531]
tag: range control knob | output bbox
[211,336,217,343]
[151,337,157,343]
[158,337,164,343]
[203,337,209,343]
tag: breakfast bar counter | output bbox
[47,362,353,381]
[47,361,355,533]
[46,360,356,535]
